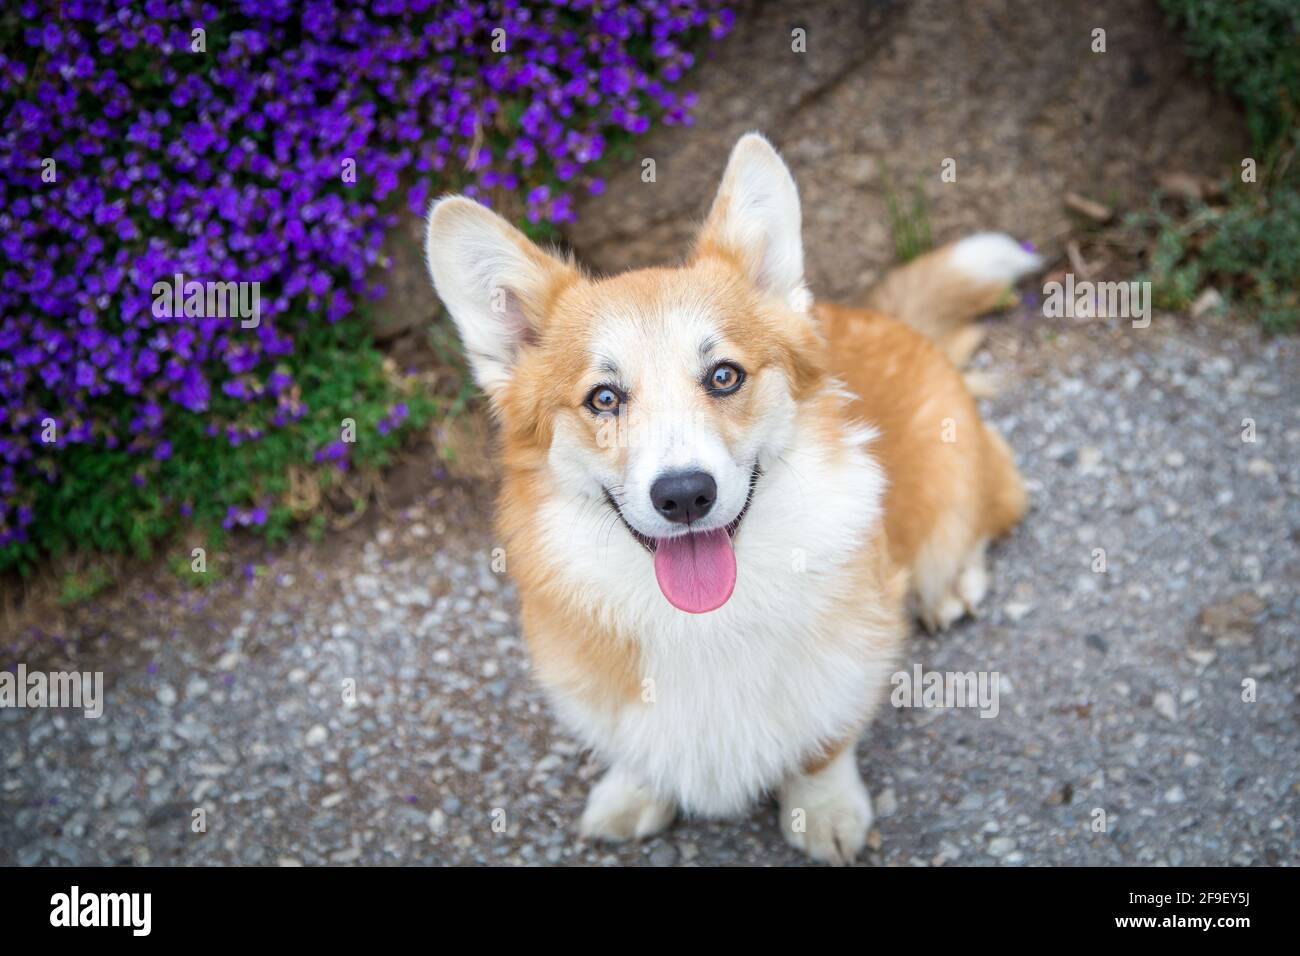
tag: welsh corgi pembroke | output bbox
[424,133,1038,863]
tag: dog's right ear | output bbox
[424,196,575,397]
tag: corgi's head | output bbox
[425,134,827,613]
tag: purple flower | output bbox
[0,0,731,568]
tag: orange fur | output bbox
[862,243,1017,365]
[493,258,840,713]
[424,133,1035,856]
[817,301,1026,580]
[490,253,1027,713]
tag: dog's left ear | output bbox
[694,133,809,312]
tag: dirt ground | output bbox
[2,0,1295,867]
[564,0,1246,298]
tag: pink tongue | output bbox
[653,529,737,613]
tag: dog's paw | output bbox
[956,553,990,612]
[919,545,990,633]
[578,768,676,843]
[919,592,967,633]
[779,753,874,865]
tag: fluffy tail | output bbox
[864,233,1040,367]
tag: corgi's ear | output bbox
[425,196,575,395]
[695,133,809,311]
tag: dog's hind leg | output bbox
[913,429,1024,632]
[955,538,991,613]
[979,423,1028,540]
[914,533,995,632]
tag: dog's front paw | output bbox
[779,751,874,865]
[578,768,676,843]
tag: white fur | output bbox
[576,303,759,540]
[704,133,811,313]
[947,232,1041,284]
[424,196,563,395]
[779,747,874,864]
[537,389,895,818]
[578,765,676,841]
[425,137,899,847]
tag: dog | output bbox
[423,133,1038,863]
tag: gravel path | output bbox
[3,308,1296,866]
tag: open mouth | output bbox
[604,466,761,614]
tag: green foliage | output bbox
[1199,188,1300,330]
[4,315,438,574]
[59,565,114,605]
[1160,0,1299,155]
[883,170,933,264]
[1133,187,1300,331]
[1137,0,1300,331]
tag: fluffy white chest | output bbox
[598,608,895,816]
[537,429,896,816]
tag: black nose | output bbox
[650,470,717,524]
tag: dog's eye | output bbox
[705,362,745,395]
[585,385,624,414]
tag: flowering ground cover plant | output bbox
[0,0,732,575]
